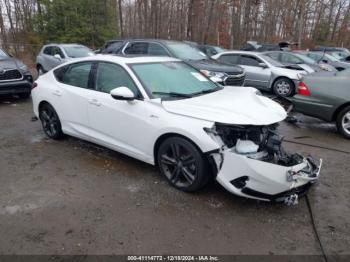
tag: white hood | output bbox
[162,87,287,125]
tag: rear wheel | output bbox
[39,103,64,139]
[273,77,295,97]
[157,136,210,192]
[37,65,45,76]
[336,106,350,139]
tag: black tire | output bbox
[336,106,350,139]
[39,103,64,140]
[18,92,31,99]
[157,136,210,192]
[37,65,45,76]
[272,77,295,97]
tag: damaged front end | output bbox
[205,123,321,205]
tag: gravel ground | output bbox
[0,96,349,257]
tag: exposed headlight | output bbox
[200,70,226,79]
[297,72,307,80]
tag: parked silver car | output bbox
[299,51,350,72]
[212,51,308,97]
[36,44,94,74]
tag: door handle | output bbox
[88,99,101,106]
[52,90,62,97]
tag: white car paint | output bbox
[32,55,320,204]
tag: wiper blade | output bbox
[192,87,222,96]
[152,92,193,98]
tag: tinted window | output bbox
[103,41,124,54]
[148,43,169,56]
[124,42,148,55]
[96,62,139,95]
[240,55,261,66]
[61,62,92,88]
[219,54,239,65]
[43,46,52,55]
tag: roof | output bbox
[77,54,180,64]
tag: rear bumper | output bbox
[0,77,32,95]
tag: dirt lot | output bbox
[0,96,349,257]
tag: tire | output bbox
[39,103,64,140]
[18,92,31,99]
[336,106,350,139]
[157,136,210,192]
[272,77,295,97]
[37,65,45,76]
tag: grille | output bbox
[0,69,22,81]
[224,74,245,86]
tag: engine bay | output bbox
[206,123,305,167]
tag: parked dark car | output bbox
[0,48,33,98]
[290,69,350,139]
[99,39,246,86]
[197,44,226,57]
[298,51,350,72]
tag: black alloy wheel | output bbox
[39,103,64,139]
[157,136,210,192]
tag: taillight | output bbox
[298,82,310,96]
[32,82,38,90]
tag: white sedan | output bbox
[31,55,321,205]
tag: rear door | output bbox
[52,61,95,137]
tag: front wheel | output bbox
[273,78,295,97]
[157,136,210,192]
[336,106,350,139]
[39,103,64,140]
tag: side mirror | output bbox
[110,87,135,101]
[259,62,268,68]
[322,59,328,64]
[54,54,62,60]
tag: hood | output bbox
[0,57,20,70]
[162,87,286,125]
[186,59,244,74]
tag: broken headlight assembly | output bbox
[204,123,321,204]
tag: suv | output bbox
[0,48,33,98]
[99,39,245,86]
[36,44,94,74]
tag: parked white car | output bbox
[31,55,321,204]
[213,51,309,97]
[36,43,95,75]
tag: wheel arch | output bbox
[332,102,350,121]
[153,133,205,167]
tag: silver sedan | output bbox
[212,51,308,97]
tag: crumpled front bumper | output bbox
[215,148,321,204]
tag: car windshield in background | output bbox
[63,46,94,58]
[260,54,284,67]
[130,61,220,99]
[167,43,208,61]
[0,49,9,58]
[213,46,226,54]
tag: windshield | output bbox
[0,49,9,58]
[63,46,94,58]
[294,53,317,64]
[167,42,208,61]
[328,51,344,60]
[213,46,226,53]
[260,54,284,66]
[130,61,220,99]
